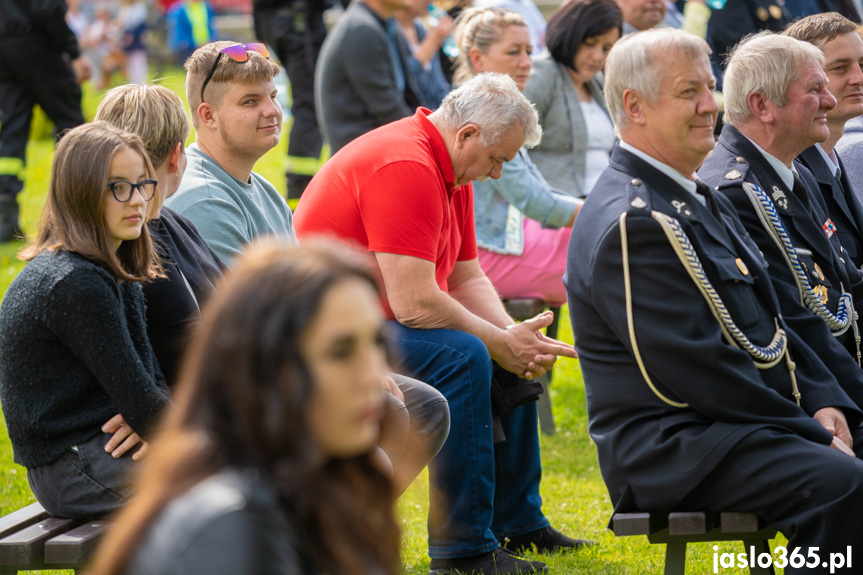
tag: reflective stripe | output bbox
[0,158,25,178]
[285,155,323,176]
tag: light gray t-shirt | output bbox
[165,144,296,266]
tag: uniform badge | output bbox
[771,186,789,210]
[824,219,837,238]
[672,200,692,217]
[814,262,826,281]
[736,258,749,275]
[813,284,829,305]
[631,197,647,209]
[724,170,741,180]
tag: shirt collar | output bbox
[816,142,842,179]
[358,1,389,29]
[619,140,702,204]
[413,108,458,195]
[743,135,795,191]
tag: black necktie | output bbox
[695,179,721,218]
[792,172,818,219]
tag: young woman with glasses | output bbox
[0,122,172,520]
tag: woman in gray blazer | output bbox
[523,0,620,198]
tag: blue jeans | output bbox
[388,323,548,558]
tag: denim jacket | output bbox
[473,147,579,255]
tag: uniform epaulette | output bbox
[624,177,652,216]
[713,155,751,190]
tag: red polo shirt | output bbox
[294,108,477,319]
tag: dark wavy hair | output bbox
[88,241,401,575]
[546,0,622,71]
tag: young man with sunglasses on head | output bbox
[164,41,297,266]
[164,41,454,503]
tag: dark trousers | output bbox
[0,37,85,199]
[27,432,136,521]
[257,5,327,197]
[388,323,548,559]
[678,427,863,575]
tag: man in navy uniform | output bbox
[566,28,863,572]
[785,13,863,271]
[698,33,863,411]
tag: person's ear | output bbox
[455,123,480,149]
[197,101,218,128]
[468,47,485,73]
[168,142,183,173]
[748,91,775,125]
[622,89,646,125]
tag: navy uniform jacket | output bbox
[698,126,863,410]
[797,145,863,270]
[564,145,858,513]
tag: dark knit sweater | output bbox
[0,250,172,468]
[144,208,225,387]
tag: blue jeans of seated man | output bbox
[388,323,548,559]
[27,431,136,521]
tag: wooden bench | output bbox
[503,298,562,436]
[612,511,777,575]
[0,503,108,574]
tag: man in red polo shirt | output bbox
[295,73,580,575]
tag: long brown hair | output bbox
[19,122,163,282]
[88,241,401,575]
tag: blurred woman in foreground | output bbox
[90,242,401,575]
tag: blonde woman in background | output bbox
[454,7,580,307]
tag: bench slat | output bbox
[721,512,763,533]
[504,299,548,320]
[612,512,668,536]
[669,511,717,535]
[45,520,109,564]
[0,516,78,565]
[0,503,49,540]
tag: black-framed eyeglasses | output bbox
[107,180,157,203]
[200,43,271,104]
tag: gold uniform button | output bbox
[769,4,782,19]
[757,6,769,20]
[736,258,749,275]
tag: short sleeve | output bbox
[359,161,448,261]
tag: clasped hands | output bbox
[495,310,578,380]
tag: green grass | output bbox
[0,73,786,575]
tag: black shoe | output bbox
[0,196,23,242]
[502,526,594,554]
[428,547,548,575]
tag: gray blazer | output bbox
[522,54,609,198]
[314,1,420,154]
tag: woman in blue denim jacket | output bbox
[454,6,581,305]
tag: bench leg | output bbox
[536,373,556,436]
[664,542,687,575]
[743,539,775,575]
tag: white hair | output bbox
[723,32,826,126]
[429,72,541,147]
[604,28,712,136]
